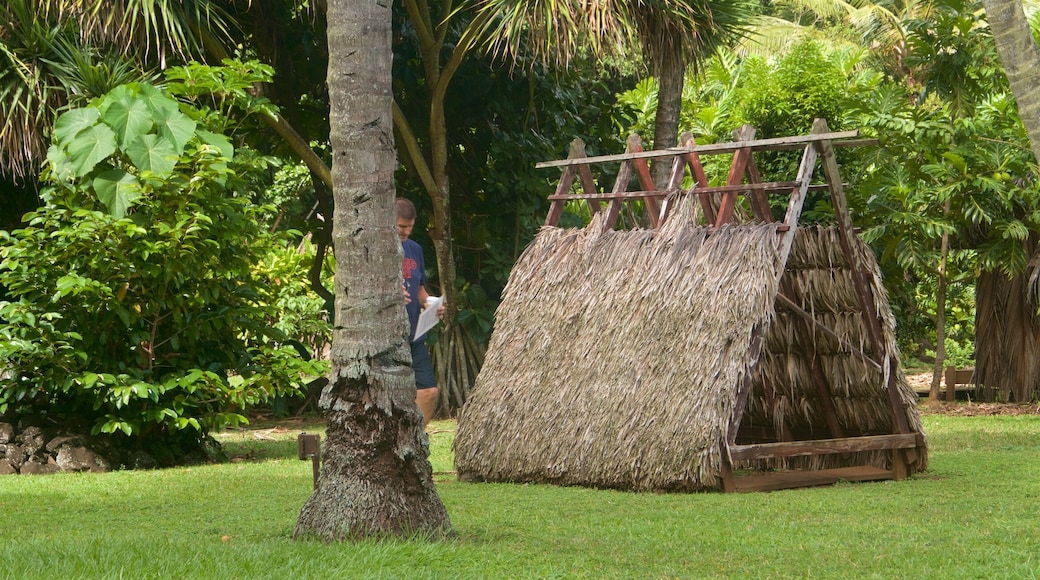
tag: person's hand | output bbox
[436,304,445,320]
[403,284,411,304]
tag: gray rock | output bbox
[46,435,85,453]
[20,456,60,475]
[130,450,158,470]
[15,426,46,456]
[0,459,15,475]
[55,445,110,473]
[5,443,27,469]
[0,422,13,444]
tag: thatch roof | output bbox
[454,201,927,492]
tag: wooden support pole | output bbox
[545,139,584,226]
[745,156,775,221]
[626,134,662,226]
[715,125,756,227]
[678,132,715,224]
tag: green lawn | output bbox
[1,411,1038,578]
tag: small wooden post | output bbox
[298,432,321,489]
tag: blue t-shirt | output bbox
[402,238,427,343]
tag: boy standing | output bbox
[396,198,439,425]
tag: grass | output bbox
[1,411,1039,578]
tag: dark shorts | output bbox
[410,341,437,390]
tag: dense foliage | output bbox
[0,82,324,464]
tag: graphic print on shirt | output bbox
[403,257,418,281]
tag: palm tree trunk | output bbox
[983,0,1040,164]
[974,237,1040,402]
[294,0,450,541]
[651,50,685,187]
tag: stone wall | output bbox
[0,421,111,475]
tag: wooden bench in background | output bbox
[944,367,975,401]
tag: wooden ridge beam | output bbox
[536,130,862,169]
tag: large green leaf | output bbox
[154,106,197,155]
[138,83,179,117]
[52,108,102,145]
[125,134,178,175]
[196,130,234,160]
[93,168,142,218]
[103,90,153,147]
[64,124,118,177]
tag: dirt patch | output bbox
[907,371,1040,416]
[918,401,1040,416]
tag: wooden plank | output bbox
[728,433,921,462]
[944,367,975,401]
[719,441,737,493]
[535,130,862,169]
[577,163,599,216]
[678,132,715,224]
[545,166,575,226]
[731,466,894,493]
[715,125,756,227]
[775,137,820,275]
[549,191,669,202]
[627,134,661,227]
[544,139,585,226]
[745,155,774,221]
[547,181,801,201]
[605,138,636,230]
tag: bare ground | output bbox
[907,371,1040,416]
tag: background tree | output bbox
[474,0,755,185]
[293,0,451,540]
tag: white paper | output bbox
[413,295,443,341]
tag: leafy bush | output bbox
[0,81,324,464]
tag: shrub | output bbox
[0,82,324,464]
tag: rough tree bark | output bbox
[650,48,684,188]
[974,1,1040,401]
[974,236,1040,403]
[293,0,451,541]
[983,0,1040,165]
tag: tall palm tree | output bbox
[983,0,1040,164]
[293,0,451,541]
[473,0,755,184]
[978,0,1040,402]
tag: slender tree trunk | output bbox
[650,49,685,187]
[294,0,450,541]
[974,237,1040,402]
[983,0,1040,164]
[929,199,953,401]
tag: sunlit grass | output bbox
[1,414,1038,578]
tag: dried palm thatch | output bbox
[454,200,928,491]
[745,227,928,474]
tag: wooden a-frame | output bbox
[539,119,923,492]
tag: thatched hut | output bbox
[454,123,928,492]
